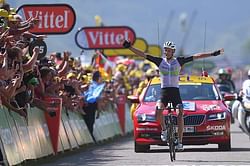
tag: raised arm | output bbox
[22,47,39,72]
[122,39,149,59]
[0,49,8,76]
[193,48,224,60]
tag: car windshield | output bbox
[143,83,220,102]
[216,84,232,93]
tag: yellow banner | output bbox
[147,45,162,57]
[104,38,148,56]
[151,75,214,84]
[129,44,162,60]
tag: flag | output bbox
[94,50,115,80]
[94,15,104,26]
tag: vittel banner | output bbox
[17,4,76,34]
[75,26,136,49]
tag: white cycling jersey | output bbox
[146,55,193,88]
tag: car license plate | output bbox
[184,126,195,133]
[176,126,195,133]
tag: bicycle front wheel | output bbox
[168,117,176,161]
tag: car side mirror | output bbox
[127,95,140,103]
[223,94,236,101]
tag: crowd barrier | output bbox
[0,95,133,166]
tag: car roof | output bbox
[150,75,215,85]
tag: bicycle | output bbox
[156,102,177,162]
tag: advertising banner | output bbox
[75,26,136,49]
[17,4,76,34]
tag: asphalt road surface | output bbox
[25,121,250,166]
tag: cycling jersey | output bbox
[146,55,193,88]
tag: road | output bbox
[25,121,250,166]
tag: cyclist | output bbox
[122,39,223,151]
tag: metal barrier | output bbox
[0,98,133,166]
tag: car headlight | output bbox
[207,112,226,121]
[136,113,156,122]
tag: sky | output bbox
[6,0,250,66]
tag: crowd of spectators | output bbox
[0,1,158,141]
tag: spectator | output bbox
[82,70,105,142]
[14,73,39,113]
[32,66,56,116]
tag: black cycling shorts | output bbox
[160,87,182,108]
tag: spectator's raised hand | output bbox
[33,46,40,55]
[11,75,20,86]
[5,35,15,47]
[0,28,9,42]
[63,51,71,61]
[25,16,33,23]
[31,17,40,25]
[27,17,40,29]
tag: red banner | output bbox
[116,95,126,135]
[75,26,136,49]
[44,97,62,154]
[17,4,76,34]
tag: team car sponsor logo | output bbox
[206,125,226,131]
[202,104,221,111]
[183,101,195,111]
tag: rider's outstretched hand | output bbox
[122,39,131,48]
[211,48,224,56]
